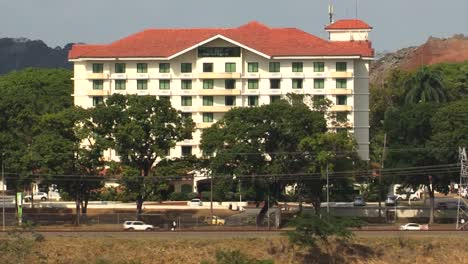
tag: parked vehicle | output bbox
[396,192,420,201]
[385,195,397,206]
[188,198,203,206]
[353,196,366,206]
[399,223,429,231]
[203,216,225,225]
[24,192,48,202]
[123,221,154,231]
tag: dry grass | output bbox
[1,234,468,264]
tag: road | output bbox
[1,230,466,239]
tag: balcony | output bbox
[196,89,241,96]
[195,123,213,129]
[197,72,241,79]
[110,73,127,79]
[328,89,353,95]
[87,73,109,79]
[331,105,353,111]
[198,106,233,112]
[330,71,353,78]
[86,90,110,96]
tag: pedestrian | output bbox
[171,220,177,231]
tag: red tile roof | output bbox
[69,21,373,59]
[325,19,372,30]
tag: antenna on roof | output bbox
[328,3,334,24]
[355,0,358,19]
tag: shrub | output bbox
[169,192,188,201]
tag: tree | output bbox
[201,99,329,224]
[404,66,447,104]
[91,94,194,216]
[0,68,72,205]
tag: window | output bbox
[225,79,236,89]
[292,79,303,89]
[269,62,280,72]
[159,80,170,90]
[336,62,347,72]
[248,62,259,72]
[314,79,325,89]
[198,47,241,57]
[203,63,213,72]
[313,62,325,72]
[248,79,259,89]
[115,63,126,73]
[336,112,348,122]
[92,96,103,106]
[115,80,126,90]
[270,96,281,103]
[137,63,148,73]
[159,63,170,73]
[181,96,192,106]
[93,80,103,90]
[336,128,348,134]
[159,96,170,101]
[181,63,192,73]
[337,95,347,105]
[181,112,192,120]
[181,80,192,90]
[225,63,236,72]
[292,62,303,72]
[203,113,214,122]
[203,96,213,106]
[248,96,259,106]
[203,79,214,89]
[137,80,148,90]
[225,96,236,106]
[181,146,192,157]
[92,63,103,73]
[336,79,347,88]
[270,79,280,89]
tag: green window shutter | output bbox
[115,80,126,90]
[159,80,170,90]
[181,80,192,90]
[115,63,126,73]
[313,62,324,72]
[137,63,148,73]
[181,96,192,106]
[159,63,170,73]
[203,96,213,106]
[225,63,236,72]
[203,113,214,122]
[336,62,347,72]
[92,63,103,73]
[292,79,303,89]
[248,79,259,89]
[314,79,325,89]
[292,62,303,72]
[203,80,214,89]
[269,62,280,72]
[248,62,258,72]
[181,63,192,73]
[336,79,347,88]
[137,80,148,90]
[93,80,103,90]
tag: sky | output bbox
[0,0,467,52]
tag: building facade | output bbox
[69,19,374,161]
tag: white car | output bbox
[188,198,203,206]
[399,223,428,231]
[24,192,48,202]
[123,221,154,231]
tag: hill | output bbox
[0,38,72,75]
[370,34,468,85]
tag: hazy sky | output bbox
[1,0,467,52]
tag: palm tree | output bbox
[404,66,447,104]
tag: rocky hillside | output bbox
[370,34,468,84]
[0,38,73,75]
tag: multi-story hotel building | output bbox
[69,19,374,161]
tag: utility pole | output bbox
[379,133,387,219]
[2,152,5,232]
[456,147,468,230]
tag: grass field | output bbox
[1,231,467,264]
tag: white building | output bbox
[69,19,373,161]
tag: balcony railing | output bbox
[328,89,353,95]
[86,90,110,96]
[330,71,353,78]
[331,105,353,111]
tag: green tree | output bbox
[91,94,194,215]
[0,68,72,204]
[201,99,328,224]
[404,66,447,104]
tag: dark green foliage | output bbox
[202,249,274,264]
[287,214,361,248]
[404,66,447,104]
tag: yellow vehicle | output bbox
[203,216,225,225]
